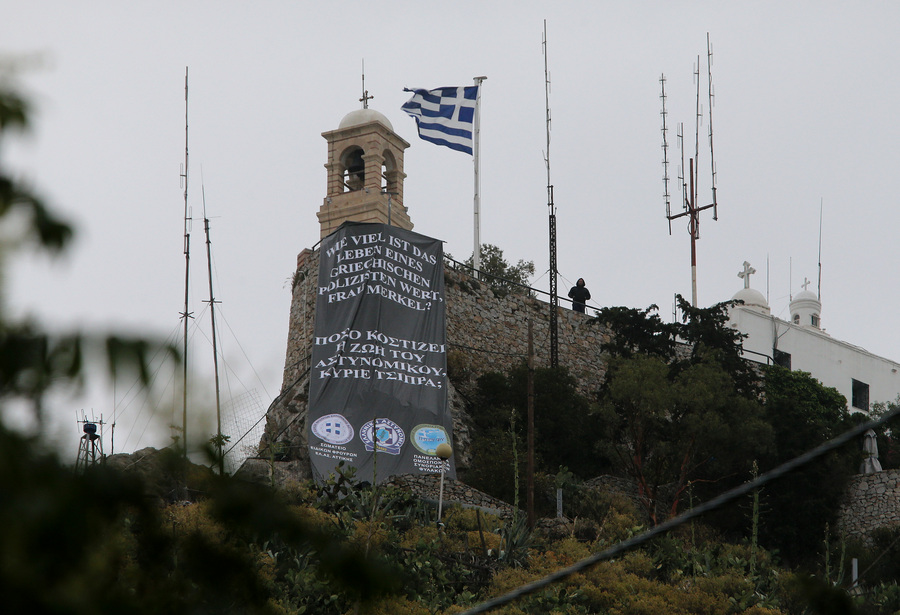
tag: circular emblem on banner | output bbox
[360,418,406,455]
[411,424,450,455]
[311,413,354,445]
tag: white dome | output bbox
[338,108,393,131]
[731,287,770,314]
[790,287,822,329]
[793,289,818,302]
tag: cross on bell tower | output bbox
[317,103,411,239]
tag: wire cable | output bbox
[460,406,900,614]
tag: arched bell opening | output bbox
[341,146,365,192]
[381,149,400,196]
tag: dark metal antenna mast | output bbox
[179,67,193,457]
[543,20,559,368]
[201,183,224,474]
[662,35,720,307]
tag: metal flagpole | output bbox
[473,76,487,277]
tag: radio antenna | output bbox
[707,33,718,218]
[694,55,701,202]
[660,74,672,233]
[360,59,373,109]
[543,20,559,368]
[662,34,721,307]
[817,198,823,300]
[789,257,793,301]
[179,67,193,458]
[75,412,105,471]
[201,179,224,474]
[678,122,686,216]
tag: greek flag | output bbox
[401,86,479,155]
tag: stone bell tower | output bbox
[317,107,412,238]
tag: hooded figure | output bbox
[860,429,883,474]
[568,278,591,313]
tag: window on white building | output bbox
[811,314,819,327]
[773,348,791,369]
[852,379,869,411]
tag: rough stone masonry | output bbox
[254,247,611,480]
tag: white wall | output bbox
[729,307,900,411]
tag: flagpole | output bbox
[473,76,487,278]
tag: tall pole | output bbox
[817,198,823,300]
[436,442,452,524]
[180,67,191,458]
[689,158,698,307]
[527,320,535,529]
[472,76,487,277]
[706,34,718,221]
[544,20,559,367]
[438,459,446,522]
[202,186,224,474]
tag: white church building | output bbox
[726,261,900,413]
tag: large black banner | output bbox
[307,222,454,483]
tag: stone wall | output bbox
[280,248,611,397]
[258,246,612,479]
[443,260,611,397]
[837,470,900,545]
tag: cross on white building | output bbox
[737,261,756,289]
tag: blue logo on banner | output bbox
[311,413,354,445]
[360,418,406,455]
[411,424,450,455]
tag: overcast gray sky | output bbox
[5,1,900,457]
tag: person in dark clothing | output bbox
[568,278,590,313]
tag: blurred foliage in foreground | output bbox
[7,439,900,615]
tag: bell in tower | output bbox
[343,147,366,192]
[317,106,412,239]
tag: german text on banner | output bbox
[401,86,478,155]
[307,222,454,483]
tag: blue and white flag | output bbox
[401,86,479,155]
